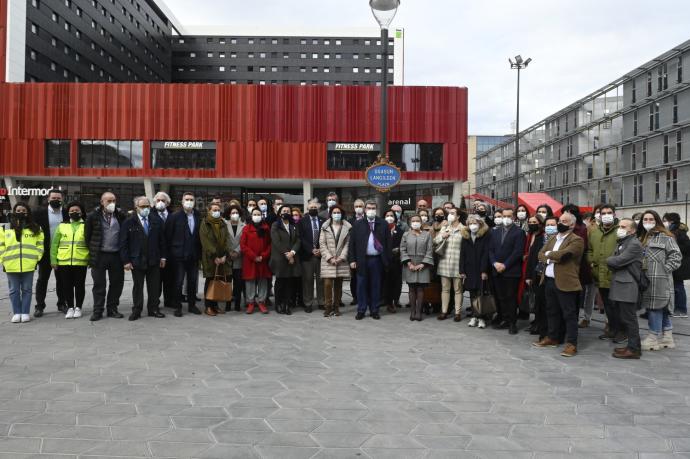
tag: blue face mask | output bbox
[545,226,558,236]
[332,213,342,222]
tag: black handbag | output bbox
[520,284,535,315]
[471,280,497,317]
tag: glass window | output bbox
[78,140,143,168]
[326,142,380,171]
[45,140,70,168]
[151,141,216,169]
[389,143,443,172]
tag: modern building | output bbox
[2,1,404,87]
[467,135,511,196]
[476,39,690,217]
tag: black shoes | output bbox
[129,313,141,321]
[33,309,44,318]
[188,306,202,315]
[509,323,518,335]
[285,306,293,316]
[148,311,165,318]
[90,312,103,322]
[305,305,313,313]
[371,313,381,320]
[355,312,365,320]
[493,320,510,330]
[350,299,358,306]
[107,310,124,319]
[174,309,183,317]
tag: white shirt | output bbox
[48,206,63,239]
[545,232,568,278]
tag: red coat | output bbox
[240,222,272,280]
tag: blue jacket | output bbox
[298,214,325,261]
[347,217,391,275]
[488,224,526,278]
[165,210,202,262]
[119,214,167,269]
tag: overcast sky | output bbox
[164,0,690,135]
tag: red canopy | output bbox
[518,193,563,216]
[464,193,511,210]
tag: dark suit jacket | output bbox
[119,214,167,269]
[488,224,526,278]
[165,210,201,261]
[538,232,584,292]
[34,207,68,264]
[347,217,391,276]
[298,214,325,260]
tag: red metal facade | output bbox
[0,83,467,182]
[0,0,7,83]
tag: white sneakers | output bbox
[11,314,21,323]
[660,331,675,349]
[641,334,661,351]
[468,317,478,327]
[477,319,486,329]
[65,308,82,319]
[21,314,30,323]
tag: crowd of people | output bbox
[1,188,688,359]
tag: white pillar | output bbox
[452,181,464,207]
[4,177,17,208]
[144,178,155,202]
[302,180,313,212]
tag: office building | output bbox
[467,135,511,196]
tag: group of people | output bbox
[1,189,687,360]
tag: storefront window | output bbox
[151,141,216,169]
[326,142,379,171]
[78,140,143,168]
[45,140,70,168]
[389,143,443,172]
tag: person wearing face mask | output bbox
[199,202,232,316]
[460,216,491,328]
[165,192,202,317]
[291,208,302,225]
[246,199,258,221]
[429,207,447,240]
[85,191,127,321]
[33,189,69,317]
[561,203,594,333]
[434,208,465,321]
[492,209,504,231]
[269,205,301,315]
[299,199,325,313]
[348,200,390,320]
[523,215,547,337]
[257,197,277,226]
[319,192,339,219]
[241,209,272,314]
[319,205,352,317]
[401,215,434,321]
[225,205,246,312]
[151,192,175,310]
[382,210,404,314]
[535,205,553,223]
[474,202,494,228]
[488,208,526,334]
[638,210,682,351]
[119,196,167,321]
[516,205,530,232]
[1,203,44,323]
[606,218,644,359]
[273,197,285,216]
[662,212,690,319]
[390,205,409,232]
[347,199,367,306]
[418,209,431,230]
[585,204,621,337]
[50,201,89,320]
[533,212,584,357]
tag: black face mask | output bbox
[308,209,318,217]
[434,215,445,223]
[69,212,82,221]
[528,224,540,233]
[14,213,26,222]
[281,213,290,220]
[557,223,570,234]
[49,200,62,209]
[476,210,486,217]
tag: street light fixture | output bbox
[509,54,531,208]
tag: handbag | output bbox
[520,284,535,315]
[205,265,233,302]
[471,280,496,317]
[434,237,448,256]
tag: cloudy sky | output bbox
[164,0,690,135]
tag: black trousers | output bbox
[600,287,620,335]
[534,283,548,338]
[56,265,87,310]
[174,259,199,311]
[617,300,641,351]
[131,266,161,314]
[275,277,298,308]
[91,252,125,314]
[231,268,244,307]
[494,276,520,323]
[350,270,358,302]
[159,263,175,308]
[382,262,403,306]
[35,261,66,310]
[545,278,579,345]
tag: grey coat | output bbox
[269,221,302,278]
[640,231,682,311]
[225,220,245,270]
[319,219,352,279]
[606,234,644,305]
[400,230,434,284]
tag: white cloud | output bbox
[163,0,690,134]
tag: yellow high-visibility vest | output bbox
[0,227,44,273]
[55,223,89,266]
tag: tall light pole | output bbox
[509,55,531,208]
[370,0,399,213]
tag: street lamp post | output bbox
[509,55,531,208]
[370,0,399,213]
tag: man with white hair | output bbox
[533,212,584,358]
[152,191,174,308]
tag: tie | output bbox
[104,212,111,226]
[142,217,149,235]
[501,227,508,244]
[188,216,193,234]
[160,211,166,222]
[312,217,319,248]
[369,221,383,252]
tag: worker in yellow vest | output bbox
[51,201,89,319]
[0,203,44,323]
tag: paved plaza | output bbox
[0,275,689,459]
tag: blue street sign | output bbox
[365,161,402,192]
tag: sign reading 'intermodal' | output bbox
[365,161,402,192]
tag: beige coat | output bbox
[319,219,352,279]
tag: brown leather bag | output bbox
[205,266,233,302]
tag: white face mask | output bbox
[469,224,479,233]
[355,207,364,215]
[447,214,457,223]
[138,207,150,218]
[634,219,640,225]
[105,202,116,213]
[410,222,422,230]
[503,217,513,226]
[595,213,601,222]
[366,209,377,219]
[230,213,240,222]
[211,211,221,219]
[663,221,670,229]
[616,228,629,239]
[327,200,336,208]
[420,215,428,223]
[247,206,255,213]
[517,211,527,220]
[601,214,614,225]
[538,212,548,219]
[643,222,655,231]
[385,216,395,224]
[155,201,166,211]
[183,199,194,210]
[494,217,504,227]
[252,215,262,224]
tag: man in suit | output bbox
[533,213,584,357]
[319,191,338,219]
[33,189,69,317]
[166,191,202,317]
[347,199,366,306]
[299,198,325,312]
[120,196,167,321]
[152,191,174,309]
[348,200,390,320]
[258,197,277,226]
[488,207,526,334]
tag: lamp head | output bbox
[514,55,523,65]
[370,0,400,29]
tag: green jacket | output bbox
[586,221,619,288]
[199,219,232,279]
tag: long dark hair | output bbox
[11,202,41,235]
[250,209,267,237]
[640,209,673,244]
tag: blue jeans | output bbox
[7,272,34,315]
[674,280,687,314]
[647,308,672,336]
